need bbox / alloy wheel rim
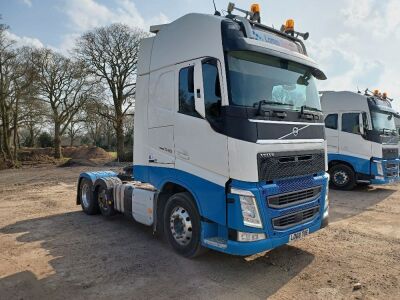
[169,206,193,246]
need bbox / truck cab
[77,3,330,257]
[321,91,400,190]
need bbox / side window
[342,113,360,134]
[324,114,338,130]
[178,66,200,117]
[202,59,221,120]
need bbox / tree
[66,116,83,147]
[32,48,92,158]
[76,23,146,161]
[0,24,36,164]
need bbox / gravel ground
[0,166,399,299]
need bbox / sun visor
[237,37,328,81]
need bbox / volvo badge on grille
[292,127,299,136]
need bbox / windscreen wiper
[253,100,293,117]
[300,105,322,120]
[381,128,397,136]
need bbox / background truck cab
[321,91,400,190]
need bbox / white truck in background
[76,3,329,257]
[321,90,400,190]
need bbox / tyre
[95,178,119,217]
[79,178,99,215]
[329,164,356,190]
[163,192,206,258]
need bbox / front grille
[384,162,399,177]
[257,150,325,181]
[272,206,320,230]
[383,148,399,160]
[268,186,322,208]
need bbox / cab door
[339,112,372,163]
[173,58,229,184]
[324,113,339,153]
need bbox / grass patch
[108,152,118,159]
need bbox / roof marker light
[251,3,260,13]
[285,19,295,31]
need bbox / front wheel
[163,192,206,258]
[329,164,356,190]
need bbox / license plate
[289,228,309,242]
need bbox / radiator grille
[257,150,325,181]
[382,148,399,160]
[272,206,320,230]
[268,186,322,208]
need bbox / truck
[76,3,330,257]
[321,90,400,190]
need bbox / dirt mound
[59,158,98,168]
[18,149,58,165]
[62,146,111,160]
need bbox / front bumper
[370,158,400,185]
[207,173,329,256]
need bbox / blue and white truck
[76,3,329,257]
[321,90,400,190]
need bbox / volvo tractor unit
[321,90,400,190]
[76,3,329,257]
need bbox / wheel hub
[334,170,349,185]
[170,206,192,246]
[98,189,109,211]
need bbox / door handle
[196,89,201,98]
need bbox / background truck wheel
[95,178,120,217]
[329,164,356,190]
[79,178,99,215]
[164,192,206,258]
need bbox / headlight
[231,188,263,228]
[375,161,383,175]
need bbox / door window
[342,113,360,134]
[325,114,338,130]
[178,66,200,117]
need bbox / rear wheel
[79,178,99,215]
[329,164,356,190]
[96,182,117,217]
[164,192,206,258]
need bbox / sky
[1,0,399,109]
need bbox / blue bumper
[370,158,400,185]
[206,173,329,256]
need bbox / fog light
[237,231,266,242]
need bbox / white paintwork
[132,188,156,226]
[134,12,326,187]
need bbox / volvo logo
[292,127,299,136]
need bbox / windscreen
[227,51,321,111]
[371,110,396,132]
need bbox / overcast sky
[1,0,399,109]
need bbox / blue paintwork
[328,153,400,184]
[80,166,329,256]
[134,165,227,225]
[133,165,329,256]
[78,171,118,188]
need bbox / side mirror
[194,63,205,118]
[359,113,366,136]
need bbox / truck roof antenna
[213,0,221,16]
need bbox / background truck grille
[257,150,325,181]
[382,148,399,160]
[268,186,322,208]
[272,206,320,230]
